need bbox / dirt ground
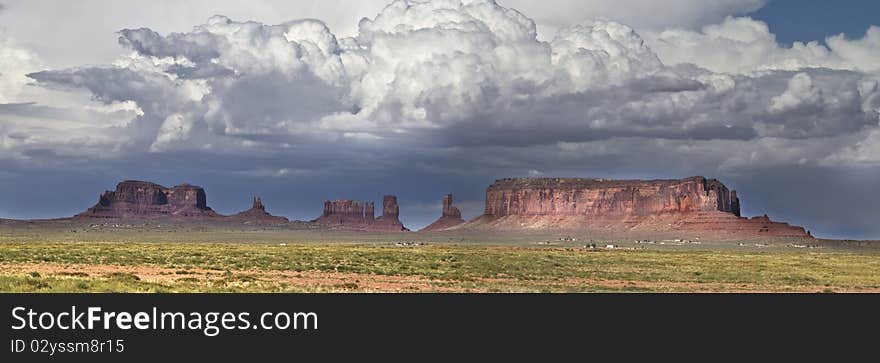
[4,262,876,293]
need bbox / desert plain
[1,220,877,293]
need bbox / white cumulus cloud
[11,0,875,164]
[645,17,880,74]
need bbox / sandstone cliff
[315,195,408,232]
[76,181,221,219]
[460,177,810,239]
[484,177,741,217]
[421,194,466,232]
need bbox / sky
[0,0,878,239]
[752,0,880,45]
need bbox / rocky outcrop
[374,195,407,231]
[230,197,289,224]
[668,212,811,239]
[76,181,221,219]
[442,195,463,219]
[460,177,811,239]
[316,200,373,226]
[421,195,466,232]
[315,195,408,232]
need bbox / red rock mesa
[421,194,466,232]
[315,195,408,232]
[461,177,810,239]
[76,181,221,219]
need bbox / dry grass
[1,241,879,293]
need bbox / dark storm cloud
[166,63,235,79]
[28,67,172,104]
[726,166,880,240]
[413,68,876,148]
[27,67,191,151]
[212,71,349,137]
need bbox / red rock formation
[316,200,370,226]
[373,195,408,231]
[315,195,408,232]
[443,195,462,219]
[382,196,399,218]
[421,194,466,232]
[230,197,289,224]
[460,177,811,239]
[667,212,810,238]
[483,177,741,217]
[365,202,376,223]
[76,181,221,219]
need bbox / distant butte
[229,197,289,225]
[75,181,289,225]
[421,195,466,232]
[76,180,221,220]
[457,177,811,239]
[315,195,409,232]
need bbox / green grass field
[2,241,880,293]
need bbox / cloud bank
[21,0,880,164]
[503,0,768,34]
[1,0,879,237]
[0,0,766,69]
